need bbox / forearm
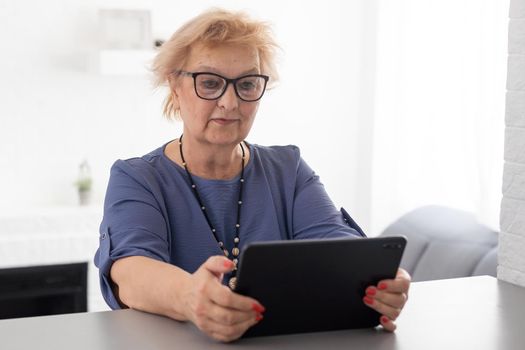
[110,256,191,321]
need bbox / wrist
[169,272,193,321]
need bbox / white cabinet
[0,206,110,312]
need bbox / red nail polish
[224,260,234,268]
[256,314,264,322]
[378,282,387,290]
[381,316,390,323]
[363,296,374,305]
[366,287,377,296]
[252,303,266,313]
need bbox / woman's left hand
[363,268,411,332]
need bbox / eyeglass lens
[194,74,266,101]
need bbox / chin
[207,128,249,143]
[206,134,244,146]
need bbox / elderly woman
[94,8,410,342]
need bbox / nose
[217,83,239,111]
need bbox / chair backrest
[380,206,498,282]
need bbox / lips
[211,118,239,125]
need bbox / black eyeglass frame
[177,71,270,102]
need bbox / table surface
[1,276,524,350]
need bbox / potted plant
[75,160,92,206]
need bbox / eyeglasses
[177,71,269,102]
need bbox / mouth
[211,118,239,125]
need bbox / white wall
[369,0,508,234]
[0,0,369,225]
[500,0,525,287]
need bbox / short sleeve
[292,155,362,240]
[94,160,170,309]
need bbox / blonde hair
[151,8,280,119]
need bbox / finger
[202,256,236,278]
[210,284,265,313]
[380,315,397,332]
[205,314,262,342]
[366,286,408,310]
[207,301,259,326]
[396,267,412,281]
[363,294,402,320]
[376,270,411,294]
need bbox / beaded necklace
[178,134,245,290]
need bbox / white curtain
[369,0,509,234]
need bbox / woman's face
[172,43,262,147]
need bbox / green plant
[75,178,92,192]
[75,160,92,193]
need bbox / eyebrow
[192,65,260,77]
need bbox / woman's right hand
[181,255,265,342]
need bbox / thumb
[202,255,235,278]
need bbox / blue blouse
[94,142,362,309]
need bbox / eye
[237,79,257,91]
[200,78,222,90]
[196,74,225,91]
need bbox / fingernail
[366,287,377,296]
[378,282,387,290]
[381,316,390,324]
[363,296,374,305]
[224,260,234,268]
[252,303,266,313]
[256,314,264,322]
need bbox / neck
[178,135,245,180]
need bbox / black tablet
[234,236,406,338]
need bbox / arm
[291,156,362,239]
[112,255,263,342]
[110,256,191,320]
[96,161,263,342]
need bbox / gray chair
[380,205,498,282]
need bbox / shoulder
[251,144,301,165]
[109,145,167,186]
